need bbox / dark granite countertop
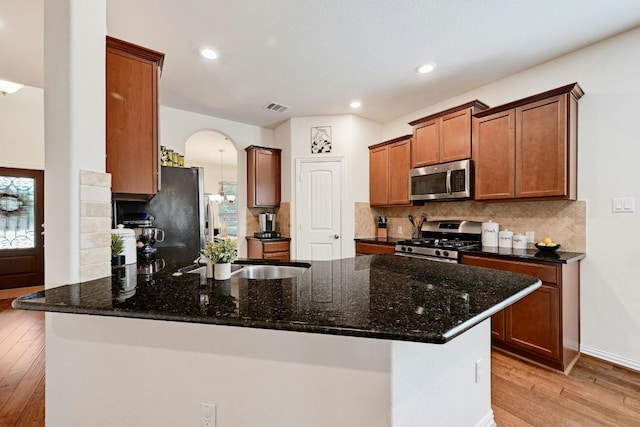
[460,246,586,264]
[12,249,540,344]
[245,236,291,241]
[354,237,405,246]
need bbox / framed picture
[311,126,332,153]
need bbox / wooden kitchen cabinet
[460,253,580,372]
[473,83,583,201]
[369,135,411,207]
[247,238,290,261]
[106,36,164,199]
[409,101,488,168]
[246,146,281,208]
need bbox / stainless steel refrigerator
[114,166,205,257]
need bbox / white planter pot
[214,262,231,280]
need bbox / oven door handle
[446,170,452,194]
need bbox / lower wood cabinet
[461,254,580,372]
[355,241,395,255]
[247,238,290,261]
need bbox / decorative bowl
[534,243,561,252]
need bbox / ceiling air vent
[263,101,290,113]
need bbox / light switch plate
[612,197,635,213]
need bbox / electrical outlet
[201,403,216,427]
[475,359,483,384]
[398,225,403,234]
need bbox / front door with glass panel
[0,168,44,289]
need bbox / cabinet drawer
[263,251,289,261]
[263,241,290,253]
[461,255,558,284]
[355,242,395,255]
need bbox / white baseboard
[475,410,497,427]
[581,345,640,372]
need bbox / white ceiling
[2,0,640,130]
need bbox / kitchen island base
[46,313,494,427]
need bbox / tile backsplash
[246,202,290,237]
[355,200,586,252]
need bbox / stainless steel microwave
[409,159,473,201]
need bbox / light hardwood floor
[0,298,45,427]
[1,297,639,426]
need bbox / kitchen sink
[185,264,308,279]
[184,264,245,275]
[231,265,309,279]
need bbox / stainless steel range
[395,220,482,263]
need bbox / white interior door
[296,159,343,260]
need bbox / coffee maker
[255,212,280,238]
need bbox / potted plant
[111,233,125,266]
[201,239,238,280]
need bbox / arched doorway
[184,131,238,239]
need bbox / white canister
[512,233,527,249]
[481,221,499,247]
[499,230,514,248]
[112,225,137,265]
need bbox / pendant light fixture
[213,149,235,204]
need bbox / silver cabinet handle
[330,234,340,239]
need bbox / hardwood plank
[492,404,536,427]
[0,286,43,301]
[493,351,640,426]
[12,374,45,427]
[0,345,45,425]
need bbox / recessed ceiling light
[417,63,436,74]
[350,101,361,108]
[200,48,219,60]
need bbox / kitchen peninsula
[14,252,540,427]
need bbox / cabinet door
[388,139,411,205]
[472,110,515,200]
[106,46,159,196]
[369,146,389,206]
[505,284,560,360]
[516,95,568,198]
[491,310,505,341]
[411,120,439,167]
[249,148,280,207]
[440,109,472,163]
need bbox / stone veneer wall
[79,170,112,282]
[355,200,586,252]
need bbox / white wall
[0,85,44,169]
[283,115,381,258]
[383,27,640,369]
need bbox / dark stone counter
[461,246,586,264]
[354,237,404,246]
[13,249,540,344]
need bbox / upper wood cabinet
[369,135,411,207]
[409,101,489,168]
[246,145,281,208]
[473,83,583,201]
[106,36,164,200]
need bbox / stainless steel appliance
[410,159,473,201]
[395,220,482,263]
[255,212,280,238]
[114,166,206,258]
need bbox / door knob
[330,234,340,239]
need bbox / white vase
[205,258,214,278]
[214,262,231,280]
